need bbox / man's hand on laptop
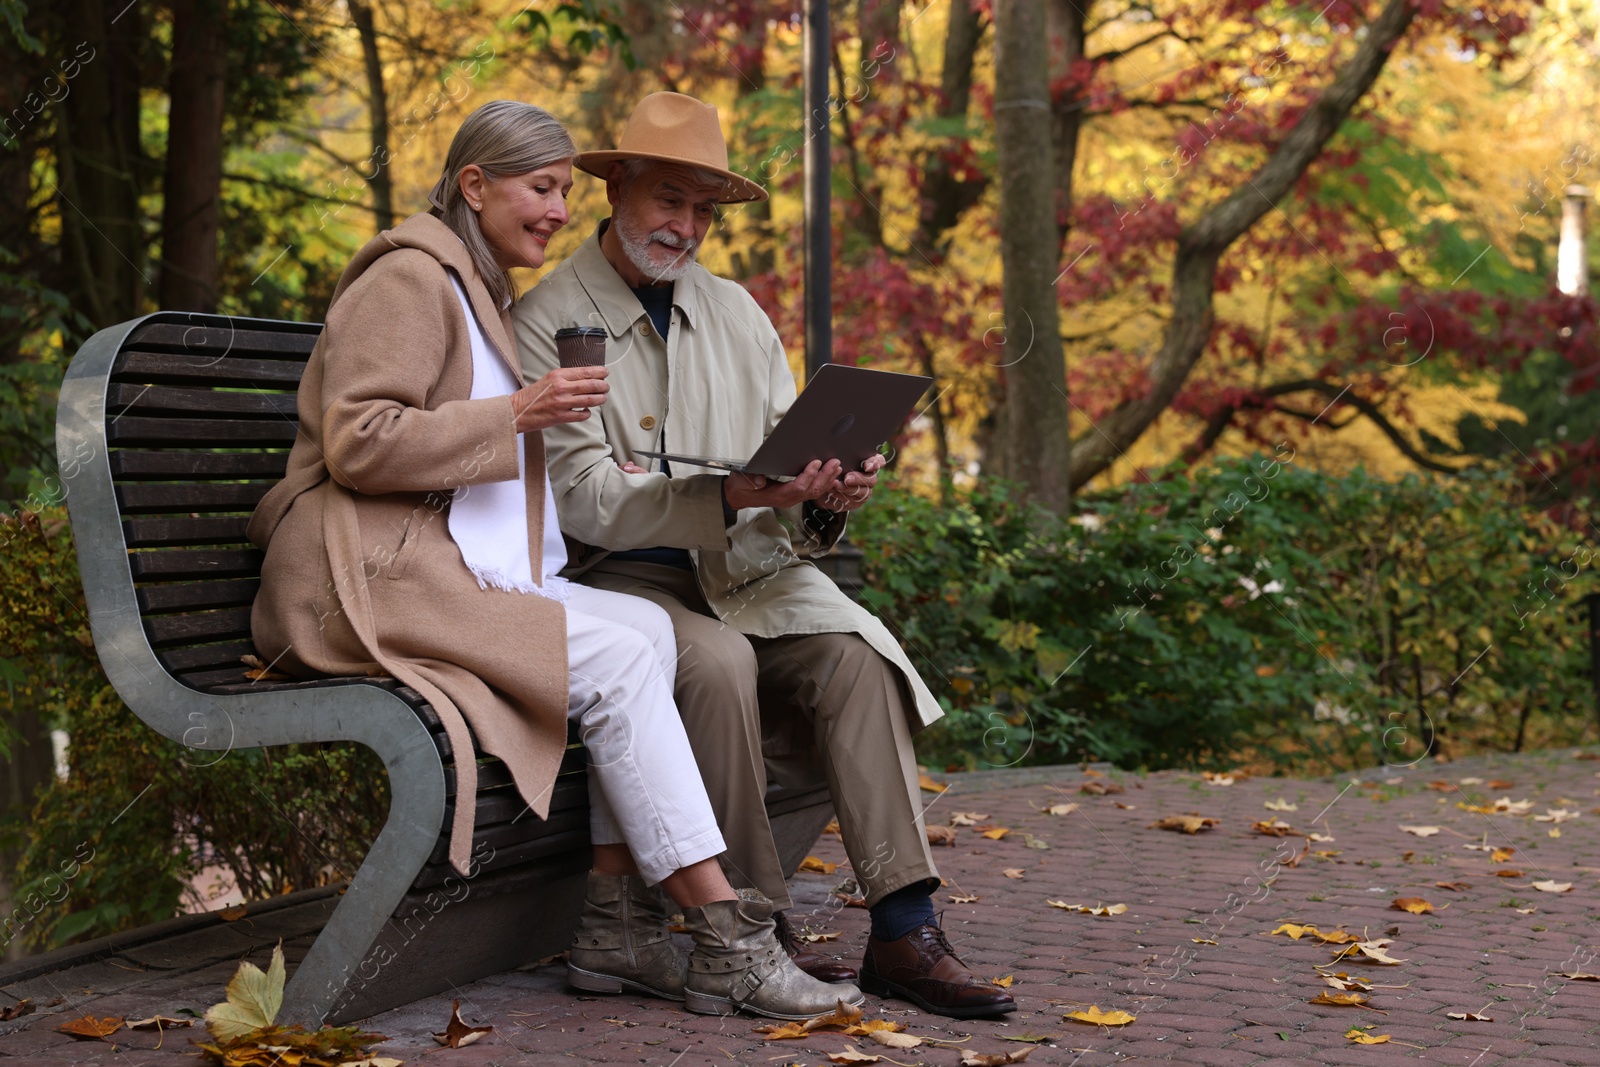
[724,458,844,511]
[818,452,885,513]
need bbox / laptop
[635,363,933,479]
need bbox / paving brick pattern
[5,750,1600,1065]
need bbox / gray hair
[429,101,574,307]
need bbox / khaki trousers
[582,560,939,910]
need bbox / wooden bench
[55,311,836,1026]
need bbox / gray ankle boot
[682,890,864,1019]
[567,873,687,1001]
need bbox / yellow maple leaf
[1268,922,1318,940]
[1390,897,1434,914]
[1064,1005,1135,1026]
[798,856,837,874]
[918,773,948,794]
[1345,1028,1391,1044]
[992,974,1015,988]
[204,942,285,1042]
[981,827,1011,840]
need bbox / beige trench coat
[248,214,569,875]
[511,225,942,732]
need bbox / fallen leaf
[1515,907,1537,914]
[127,1015,194,1031]
[1391,897,1434,915]
[950,893,981,903]
[1459,777,1484,785]
[992,974,1015,987]
[868,1030,923,1049]
[1535,808,1581,823]
[807,1000,865,1032]
[1080,781,1124,795]
[960,1048,1034,1066]
[1487,779,1516,790]
[1333,939,1407,965]
[980,827,1012,840]
[1201,771,1236,786]
[1192,937,1218,945]
[1309,832,1335,842]
[1313,930,1362,945]
[1114,802,1136,809]
[927,825,959,846]
[1264,798,1298,812]
[1491,847,1516,863]
[1550,828,1562,838]
[999,1033,1056,1044]
[841,1020,906,1037]
[918,774,948,793]
[204,942,285,1042]
[827,1050,882,1065]
[1556,971,1600,980]
[1049,902,1127,916]
[799,856,838,875]
[1064,1006,1136,1026]
[1345,1028,1391,1045]
[1268,922,1319,940]
[1021,834,1051,850]
[950,811,989,826]
[432,1000,492,1048]
[824,819,840,835]
[1532,880,1574,893]
[1149,814,1219,834]
[218,904,248,921]
[1494,869,1526,878]
[759,1021,814,1040]
[1435,881,1470,891]
[1321,973,1372,992]
[1042,803,1078,816]
[1447,1011,1493,1021]
[1426,781,1455,791]
[800,931,842,943]
[1308,992,1376,1008]
[1003,868,1026,879]
[1399,825,1441,837]
[1252,819,1299,836]
[56,1015,124,1041]
[0,1000,34,1022]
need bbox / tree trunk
[1047,0,1089,252]
[347,0,393,233]
[159,0,227,312]
[54,0,146,327]
[910,0,985,257]
[993,0,1072,510]
[1064,0,1420,490]
[0,703,59,962]
[730,21,772,279]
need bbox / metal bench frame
[56,311,834,1025]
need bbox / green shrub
[2,509,389,952]
[853,455,1598,774]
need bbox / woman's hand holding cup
[512,366,609,432]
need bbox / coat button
[637,322,651,335]
[640,415,657,430]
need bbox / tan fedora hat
[574,92,767,204]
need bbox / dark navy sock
[869,882,936,942]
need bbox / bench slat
[137,579,260,614]
[111,450,291,480]
[117,482,271,515]
[155,639,260,674]
[109,383,299,419]
[108,416,299,448]
[130,548,265,581]
[426,798,589,868]
[411,827,590,889]
[124,516,251,547]
[114,350,308,388]
[143,606,254,648]
[122,322,320,356]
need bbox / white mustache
[650,230,696,252]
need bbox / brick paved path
[5,750,1600,1065]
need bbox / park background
[2,0,1599,960]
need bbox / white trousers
[562,582,726,885]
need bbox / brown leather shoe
[860,923,1016,1018]
[774,910,859,984]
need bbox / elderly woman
[247,101,854,1021]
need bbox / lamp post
[803,0,831,384]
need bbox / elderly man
[512,93,1014,1019]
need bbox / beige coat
[249,214,568,875]
[511,225,942,732]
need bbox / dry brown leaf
[1334,939,1407,965]
[840,1020,906,1037]
[432,1000,492,1048]
[218,904,248,921]
[1494,869,1526,878]
[992,974,1015,988]
[1391,897,1434,914]
[0,1000,34,1022]
[126,1015,193,1031]
[1064,1005,1135,1027]
[1515,907,1537,914]
[1149,814,1219,834]
[950,811,989,826]
[800,931,842,943]
[1308,991,1376,1009]
[56,1015,124,1040]
[759,1021,814,1040]
[1487,779,1516,789]
[1399,825,1441,837]
[827,1050,882,1065]
[824,819,841,835]
[980,826,1012,840]
[1447,1011,1493,1021]
[1556,971,1600,980]
[798,856,838,874]
[1251,819,1299,836]
[918,773,948,793]
[1079,781,1124,795]
[806,1000,865,1032]
[927,825,959,847]
[1192,937,1218,945]
[1049,901,1126,916]
[1532,880,1574,893]
[960,1048,1034,1066]
[1282,839,1312,869]
[1114,801,1136,809]
[1426,780,1455,791]
[1268,922,1319,940]
[1434,881,1470,891]
[1491,847,1516,863]
[950,892,981,903]
[1321,973,1373,992]
[868,1030,923,1049]
[1313,930,1362,945]
[1264,798,1298,812]
[1043,803,1078,816]
[1003,868,1026,879]
[1535,807,1581,823]
[1201,771,1236,786]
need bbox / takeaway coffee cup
[555,326,607,368]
